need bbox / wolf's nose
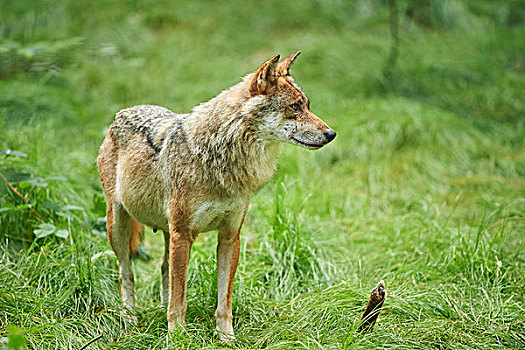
[324,129,336,142]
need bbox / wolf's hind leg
[161,229,169,307]
[109,202,135,310]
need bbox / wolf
[97,51,336,341]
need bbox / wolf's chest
[191,198,246,233]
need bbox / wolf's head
[246,51,336,150]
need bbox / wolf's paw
[121,308,138,328]
[215,327,236,344]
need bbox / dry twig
[79,334,104,350]
[0,172,44,221]
[358,280,386,332]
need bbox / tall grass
[1,0,524,348]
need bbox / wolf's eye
[290,103,300,111]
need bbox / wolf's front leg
[216,212,245,343]
[167,225,193,331]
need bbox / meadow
[1,0,524,349]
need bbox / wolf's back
[109,104,183,153]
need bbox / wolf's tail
[129,219,144,256]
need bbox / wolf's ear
[249,54,280,96]
[276,51,301,76]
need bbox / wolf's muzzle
[324,129,336,143]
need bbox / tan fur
[97,52,336,342]
[129,220,143,255]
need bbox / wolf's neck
[184,82,282,196]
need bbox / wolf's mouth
[291,137,324,149]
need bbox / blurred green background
[1,0,524,349]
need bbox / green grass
[1,0,524,348]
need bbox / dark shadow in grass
[365,65,524,127]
